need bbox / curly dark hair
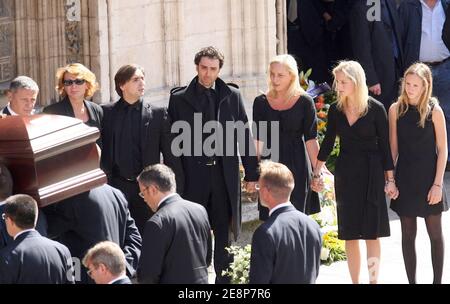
[194,46,224,69]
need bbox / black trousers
[205,163,233,284]
[109,176,153,235]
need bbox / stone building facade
[0,0,287,109]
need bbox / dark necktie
[204,89,217,156]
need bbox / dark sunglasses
[63,79,86,86]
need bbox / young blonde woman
[253,54,321,219]
[313,60,397,284]
[389,63,448,284]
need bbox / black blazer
[399,0,450,69]
[0,230,75,284]
[42,184,142,282]
[0,107,11,116]
[137,194,211,284]
[0,203,48,250]
[43,97,103,147]
[249,205,322,284]
[168,77,259,240]
[350,0,403,108]
[101,99,184,193]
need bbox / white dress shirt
[419,0,450,62]
[269,202,292,217]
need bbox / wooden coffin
[0,114,107,207]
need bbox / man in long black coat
[168,46,259,283]
[101,64,184,234]
[349,0,403,110]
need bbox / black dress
[390,104,449,217]
[318,98,393,240]
[253,94,320,219]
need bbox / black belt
[424,57,450,67]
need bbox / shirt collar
[108,275,129,284]
[157,193,178,209]
[269,202,292,217]
[6,104,35,116]
[14,229,36,240]
[7,104,18,116]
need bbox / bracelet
[433,183,442,188]
[312,172,323,179]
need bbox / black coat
[168,77,259,240]
[0,230,75,284]
[399,0,450,70]
[350,0,403,109]
[249,205,322,284]
[42,184,142,282]
[137,194,211,284]
[101,99,184,193]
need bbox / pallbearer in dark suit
[168,47,259,283]
[101,64,184,234]
[42,184,142,283]
[136,164,211,284]
[0,76,39,116]
[0,195,75,284]
[0,164,47,250]
[83,241,132,284]
[249,161,322,284]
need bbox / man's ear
[6,90,13,102]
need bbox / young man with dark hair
[101,64,184,234]
[168,46,259,283]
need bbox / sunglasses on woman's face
[63,79,86,86]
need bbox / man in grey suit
[249,161,322,284]
[0,194,74,284]
[136,164,211,284]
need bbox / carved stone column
[275,0,287,54]
[0,0,15,88]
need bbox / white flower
[320,247,330,261]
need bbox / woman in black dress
[253,54,321,219]
[313,60,397,284]
[389,63,448,284]
[44,63,103,147]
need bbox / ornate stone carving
[65,0,83,63]
[0,0,14,83]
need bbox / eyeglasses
[63,79,86,86]
[255,183,260,191]
[86,267,96,278]
[139,187,149,198]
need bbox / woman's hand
[427,184,443,205]
[384,181,399,200]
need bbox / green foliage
[222,245,251,284]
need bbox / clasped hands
[384,180,399,200]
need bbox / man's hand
[369,84,382,96]
[245,181,257,194]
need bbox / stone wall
[2,0,285,115]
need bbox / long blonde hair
[266,54,305,99]
[396,62,436,128]
[333,60,369,116]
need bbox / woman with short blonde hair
[44,63,103,147]
[253,54,321,219]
